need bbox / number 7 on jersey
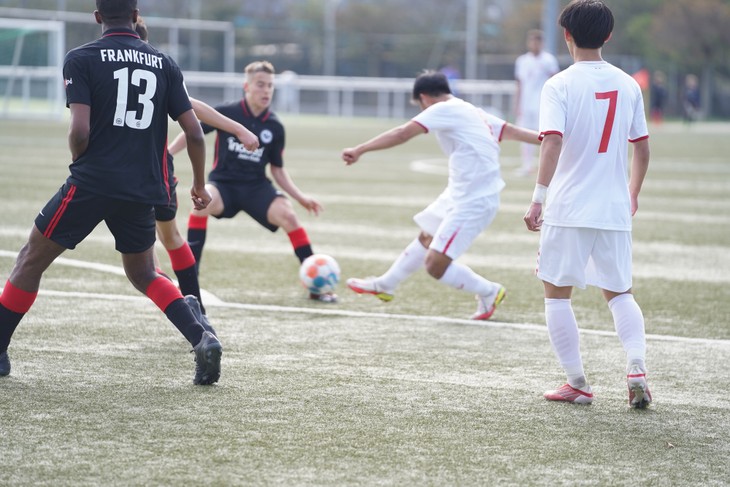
[595,90,618,153]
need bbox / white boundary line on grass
[1,250,728,347]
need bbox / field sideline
[0,116,729,485]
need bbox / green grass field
[0,115,729,486]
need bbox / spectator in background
[682,74,701,123]
[649,70,667,124]
[514,29,560,177]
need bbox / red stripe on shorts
[44,184,76,239]
[442,229,460,255]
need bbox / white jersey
[515,51,559,115]
[539,61,648,231]
[412,97,506,204]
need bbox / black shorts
[154,177,178,222]
[35,182,156,254]
[211,179,284,232]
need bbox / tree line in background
[6,0,730,117]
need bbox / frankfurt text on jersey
[100,49,164,69]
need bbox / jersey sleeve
[538,77,566,140]
[629,83,649,142]
[412,102,450,133]
[269,124,285,168]
[166,59,193,121]
[63,53,91,108]
[482,111,507,142]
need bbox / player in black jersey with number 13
[0,0,222,385]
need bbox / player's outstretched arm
[341,121,425,165]
[177,109,210,210]
[270,165,322,216]
[68,103,91,161]
[189,97,259,152]
[502,123,541,145]
[629,138,650,216]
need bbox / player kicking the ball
[523,0,652,408]
[342,70,539,321]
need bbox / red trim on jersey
[412,120,429,133]
[629,135,649,143]
[188,214,208,230]
[241,99,250,117]
[162,142,171,203]
[44,184,76,239]
[212,133,220,169]
[146,276,183,312]
[102,32,140,39]
[538,130,563,141]
[498,123,506,142]
[442,229,460,255]
[0,280,38,314]
[261,109,271,122]
[287,227,310,248]
[168,243,196,271]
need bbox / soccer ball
[299,254,340,294]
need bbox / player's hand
[524,202,543,232]
[630,194,639,216]
[190,185,212,211]
[238,130,259,152]
[342,148,360,165]
[300,197,323,216]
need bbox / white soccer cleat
[346,277,394,302]
[627,364,653,409]
[472,285,506,320]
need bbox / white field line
[0,251,727,348]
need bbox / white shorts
[537,224,633,292]
[413,191,499,260]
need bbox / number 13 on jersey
[113,67,157,130]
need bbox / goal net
[0,18,65,120]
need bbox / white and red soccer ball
[299,254,340,294]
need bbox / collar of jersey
[102,27,140,39]
[241,99,270,121]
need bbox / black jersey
[63,28,192,205]
[202,100,285,184]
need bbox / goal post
[0,18,65,120]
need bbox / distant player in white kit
[523,0,652,408]
[514,30,559,177]
[342,71,539,321]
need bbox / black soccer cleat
[184,295,217,337]
[0,351,10,377]
[193,331,222,385]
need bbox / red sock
[167,243,196,271]
[146,277,183,312]
[0,280,38,314]
[188,214,208,230]
[288,227,313,263]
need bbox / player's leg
[1,183,105,376]
[111,201,221,385]
[156,218,205,314]
[538,225,594,404]
[266,196,313,263]
[592,230,651,408]
[0,226,66,376]
[187,183,224,272]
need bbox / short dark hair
[559,0,614,49]
[96,0,137,25]
[134,15,148,41]
[412,70,451,100]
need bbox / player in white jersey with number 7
[523,0,652,408]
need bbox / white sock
[608,293,647,372]
[545,298,586,387]
[438,262,497,296]
[377,238,427,291]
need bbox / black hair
[559,0,614,49]
[412,70,451,100]
[96,0,137,25]
[134,15,148,41]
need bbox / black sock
[174,266,205,314]
[187,228,207,272]
[0,305,24,353]
[164,298,204,346]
